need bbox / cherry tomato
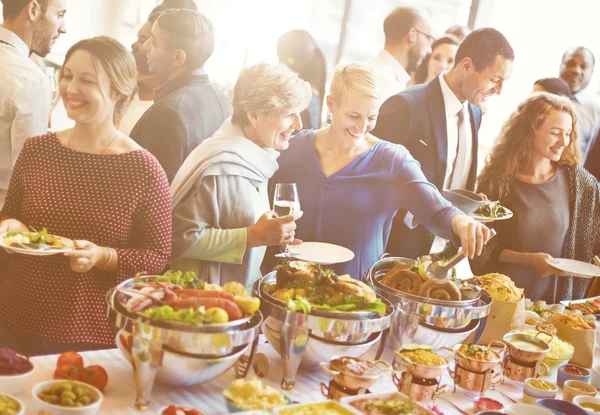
[56,351,84,368]
[80,365,109,391]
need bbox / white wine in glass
[273,183,300,218]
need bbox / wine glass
[273,183,300,253]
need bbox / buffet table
[14,333,585,415]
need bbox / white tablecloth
[11,335,591,415]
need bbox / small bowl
[474,396,504,412]
[32,380,103,415]
[537,398,589,415]
[591,366,600,390]
[523,378,558,404]
[564,380,597,403]
[442,189,484,214]
[225,395,292,413]
[0,393,25,415]
[506,403,554,415]
[557,364,591,387]
[157,405,207,415]
[574,395,600,414]
[0,357,35,395]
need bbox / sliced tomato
[56,351,84,369]
[80,365,109,391]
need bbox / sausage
[165,297,244,320]
[176,289,235,301]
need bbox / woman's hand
[524,253,568,277]
[247,210,303,248]
[451,215,492,259]
[64,240,106,273]
[0,219,29,234]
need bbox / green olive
[61,391,76,401]
[61,398,75,407]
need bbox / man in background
[121,0,198,134]
[559,46,600,161]
[373,28,514,259]
[367,6,433,100]
[130,9,231,183]
[0,0,66,209]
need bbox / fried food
[418,279,461,301]
[321,275,377,303]
[476,273,523,302]
[380,268,425,295]
[551,311,596,330]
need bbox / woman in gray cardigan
[170,63,312,290]
[473,92,600,302]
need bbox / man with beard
[0,0,67,210]
[367,6,433,101]
[130,9,231,183]
[559,47,600,161]
[120,0,198,134]
[372,28,514,259]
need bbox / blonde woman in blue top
[272,63,492,278]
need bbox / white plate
[550,258,600,278]
[0,233,73,256]
[287,242,354,265]
[469,206,513,223]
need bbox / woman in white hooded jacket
[171,63,312,290]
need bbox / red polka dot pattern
[0,133,172,345]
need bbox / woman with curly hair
[473,92,600,302]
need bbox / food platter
[0,231,73,255]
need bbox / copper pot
[453,341,505,373]
[392,371,447,402]
[449,364,503,392]
[504,358,549,382]
[503,331,551,363]
[320,379,369,401]
[319,357,391,390]
[394,347,454,379]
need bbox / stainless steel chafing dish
[255,271,393,390]
[107,276,262,410]
[365,257,492,367]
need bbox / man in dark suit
[130,9,231,182]
[372,28,514,259]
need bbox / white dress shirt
[439,72,472,190]
[367,49,411,101]
[119,92,153,136]
[573,89,600,161]
[0,27,51,209]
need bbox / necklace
[68,128,119,155]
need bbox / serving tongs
[426,229,496,282]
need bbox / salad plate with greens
[0,228,73,255]
[469,200,513,223]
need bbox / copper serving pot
[449,364,504,392]
[453,341,506,373]
[392,371,447,402]
[319,356,391,390]
[503,331,552,363]
[394,347,454,379]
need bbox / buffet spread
[3,254,600,415]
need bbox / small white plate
[0,233,73,256]
[469,206,513,223]
[287,242,354,265]
[551,258,600,278]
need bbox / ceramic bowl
[32,380,103,415]
[536,398,589,415]
[0,357,35,395]
[591,366,600,390]
[573,395,600,415]
[557,363,591,387]
[442,189,484,214]
[564,380,597,403]
[523,378,558,404]
[0,393,25,415]
[506,403,554,415]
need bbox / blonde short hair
[60,36,137,127]
[329,63,382,103]
[231,63,312,126]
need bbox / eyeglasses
[415,29,435,44]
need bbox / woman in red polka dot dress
[0,37,172,355]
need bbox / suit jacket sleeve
[372,94,413,147]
